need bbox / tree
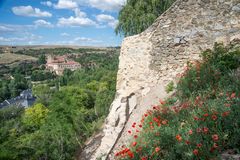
[115,0,176,36]
[38,54,46,65]
[22,103,49,129]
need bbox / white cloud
[12,6,52,17]
[74,8,87,18]
[54,0,78,9]
[57,16,96,27]
[96,14,118,28]
[41,1,53,7]
[88,0,126,12]
[0,33,42,43]
[34,19,54,28]
[61,32,70,36]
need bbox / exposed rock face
[81,0,240,159]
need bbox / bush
[115,43,240,160]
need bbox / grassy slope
[0,53,36,65]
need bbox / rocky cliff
[81,0,240,159]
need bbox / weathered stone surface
[80,0,240,159]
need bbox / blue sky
[0,0,125,46]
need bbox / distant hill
[0,53,37,65]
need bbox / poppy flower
[222,111,230,117]
[193,149,199,155]
[197,143,202,148]
[139,124,143,128]
[127,150,134,158]
[134,135,138,139]
[128,130,132,134]
[141,157,148,160]
[162,120,168,125]
[188,130,193,135]
[212,134,219,141]
[185,140,190,145]
[132,142,137,147]
[155,147,160,152]
[231,92,236,99]
[212,115,217,121]
[176,134,182,142]
[203,127,209,133]
[203,113,209,117]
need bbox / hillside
[85,0,240,159]
[0,53,36,65]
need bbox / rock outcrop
[80,0,240,159]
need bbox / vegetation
[115,43,240,159]
[0,48,119,159]
[115,0,176,36]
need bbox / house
[0,89,36,109]
[46,55,81,75]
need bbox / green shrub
[115,43,240,160]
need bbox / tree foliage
[115,0,176,36]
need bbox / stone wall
[81,0,240,159]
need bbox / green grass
[115,42,240,160]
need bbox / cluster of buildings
[0,89,36,109]
[45,55,81,75]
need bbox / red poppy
[139,124,143,128]
[212,134,219,141]
[193,149,199,155]
[127,150,134,158]
[132,142,137,147]
[213,143,218,148]
[162,120,168,125]
[144,114,148,117]
[222,111,230,117]
[185,140,190,145]
[212,115,217,121]
[203,113,209,117]
[197,143,202,148]
[128,130,132,134]
[231,92,236,99]
[176,134,182,142]
[155,147,160,152]
[203,127,209,133]
[134,135,138,139]
[141,157,148,160]
[188,130,193,135]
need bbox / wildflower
[127,150,134,158]
[134,135,138,139]
[162,120,168,125]
[231,92,236,99]
[144,113,148,117]
[136,129,140,132]
[141,157,148,160]
[176,134,182,142]
[153,117,159,123]
[213,143,218,148]
[222,111,230,117]
[155,147,160,152]
[212,134,219,141]
[212,115,217,121]
[128,130,132,134]
[203,127,209,134]
[132,142,137,147]
[203,113,209,117]
[149,122,153,125]
[132,124,136,128]
[197,143,202,148]
[193,149,199,155]
[139,124,142,128]
[185,140,190,145]
[188,130,193,135]
[194,116,199,121]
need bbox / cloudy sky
[0,0,126,46]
